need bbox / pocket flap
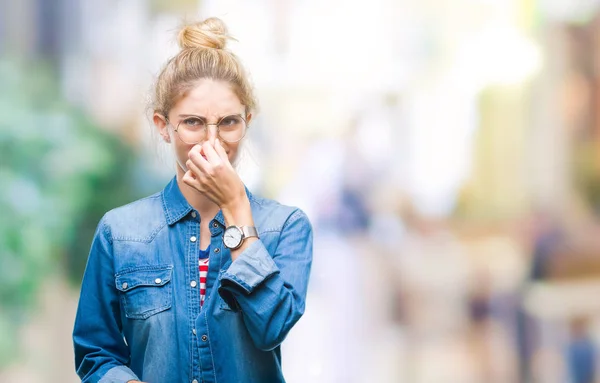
[115,265,173,292]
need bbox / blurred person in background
[567,317,596,383]
[72,17,313,383]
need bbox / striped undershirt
[199,246,210,307]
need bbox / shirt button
[190,236,197,242]
[212,222,218,228]
[191,212,197,218]
[214,248,220,253]
[190,280,197,288]
[121,282,128,290]
[154,278,161,284]
[201,335,208,342]
[192,329,196,335]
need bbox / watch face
[223,226,243,249]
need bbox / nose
[205,123,218,147]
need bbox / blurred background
[2,0,600,382]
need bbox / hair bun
[177,17,232,50]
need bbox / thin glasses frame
[164,113,248,144]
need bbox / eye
[220,116,242,126]
[183,117,205,127]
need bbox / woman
[73,17,313,383]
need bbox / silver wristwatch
[223,225,259,250]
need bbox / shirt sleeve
[73,215,140,383]
[99,366,140,383]
[218,208,313,351]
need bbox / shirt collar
[162,177,193,225]
[161,176,255,226]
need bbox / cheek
[174,140,194,158]
[225,143,240,163]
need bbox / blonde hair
[152,17,257,118]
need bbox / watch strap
[240,226,259,239]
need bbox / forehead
[173,79,243,117]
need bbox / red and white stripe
[199,258,209,306]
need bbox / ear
[153,113,171,143]
[245,113,253,126]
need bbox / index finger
[202,141,222,165]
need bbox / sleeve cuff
[220,240,279,294]
[99,366,140,383]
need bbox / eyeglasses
[165,114,248,144]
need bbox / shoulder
[101,191,167,242]
[248,192,312,234]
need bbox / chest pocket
[115,265,173,320]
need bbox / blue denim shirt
[73,177,313,383]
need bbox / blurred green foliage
[0,59,141,366]
[573,141,600,213]
[149,0,199,14]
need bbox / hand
[183,139,246,211]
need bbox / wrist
[221,195,253,227]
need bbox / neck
[175,165,220,220]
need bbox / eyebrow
[177,113,244,120]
